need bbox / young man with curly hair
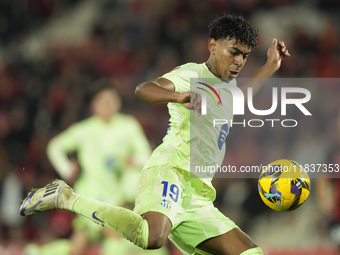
[20,14,289,255]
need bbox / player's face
[209,38,251,79]
[92,89,121,121]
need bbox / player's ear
[208,38,217,55]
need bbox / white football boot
[19,179,79,216]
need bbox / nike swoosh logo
[92,211,105,223]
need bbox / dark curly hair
[208,13,259,49]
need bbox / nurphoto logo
[198,82,312,128]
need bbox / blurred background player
[24,80,168,255]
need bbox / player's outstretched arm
[135,78,191,108]
[252,38,290,77]
[238,38,290,98]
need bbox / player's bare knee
[147,233,167,249]
[145,217,169,249]
[142,212,171,249]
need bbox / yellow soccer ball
[258,159,310,212]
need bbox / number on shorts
[161,181,179,203]
[161,181,168,197]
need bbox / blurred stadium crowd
[0,0,340,254]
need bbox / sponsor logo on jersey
[218,124,229,150]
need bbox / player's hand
[266,38,290,71]
[177,92,202,115]
[176,92,190,108]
